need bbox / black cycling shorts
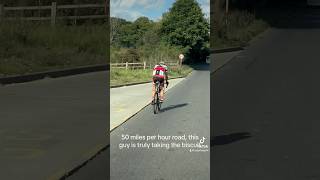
[153,76,165,87]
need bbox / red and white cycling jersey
[152,65,167,79]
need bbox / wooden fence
[0,2,107,26]
[111,61,180,70]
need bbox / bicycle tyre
[153,93,158,114]
[153,82,159,114]
[157,82,162,112]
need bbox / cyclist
[152,61,169,104]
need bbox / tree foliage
[111,0,209,63]
[160,0,209,61]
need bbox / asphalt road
[67,65,210,180]
[212,6,320,180]
[0,71,108,179]
[110,64,210,180]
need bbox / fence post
[225,0,229,25]
[51,2,57,26]
[125,62,128,70]
[0,4,4,21]
[143,61,146,70]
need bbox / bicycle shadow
[211,132,252,147]
[161,103,188,112]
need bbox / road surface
[110,64,210,180]
[0,71,108,180]
[70,65,210,180]
[212,6,320,180]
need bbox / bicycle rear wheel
[153,93,158,114]
[153,82,159,114]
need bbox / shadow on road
[211,132,252,147]
[161,103,188,112]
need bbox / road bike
[153,80,162,114]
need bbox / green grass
[0,21,107,76]
[111,65,193,87]
[212,11,269,49]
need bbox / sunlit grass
[212,11,269,49]
[110,65,193,87]
[0,21,107,76]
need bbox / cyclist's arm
[164,66,168,80]
[165,71,168,82]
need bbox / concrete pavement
[110,78,185,130]
[211,50,243,73]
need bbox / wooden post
[0,4,4,21]
[225,0,229,25]
[143,61,146,70]
[38,0,41,18]
[226,0,229,14]
[74,0,78,25]
[51,2,57,26]
[125,62,128,70]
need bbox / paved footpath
[211,50,243,73]
[0,71,108,180]
[110,78,185,130]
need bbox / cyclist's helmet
[159,61,168,71]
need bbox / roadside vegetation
[0,22,106,76]
[0,0,106,77]
[212,0,269,49]
[111,65,193,87]
[111,0,209,86]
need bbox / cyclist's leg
[160,79,165,102]
[151,77,156,103]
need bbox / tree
[141,24,161,48]
[110,17,129,45]
[117,23,138,48]
[160,0,209,62]
[113,16,155,48]
[133,17,153,46]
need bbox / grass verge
[0,21,107,77]
[111,65,193,87]
[212,10,269,49]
